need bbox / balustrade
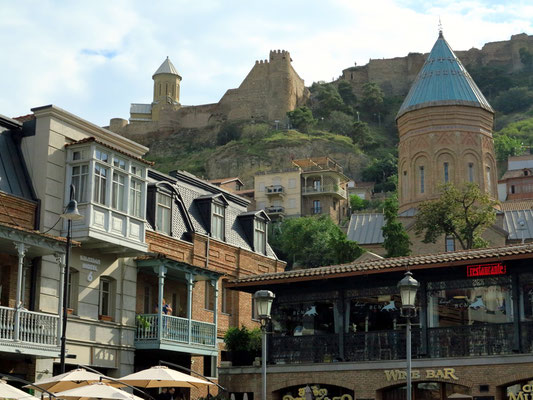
[0,306,58,346]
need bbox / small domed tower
[152,57,181,116]
[396,30,497,213]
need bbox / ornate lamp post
[398,271,419,400]
[253,290,275,400]
[59,185,83,373]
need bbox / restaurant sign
[467,262,506,278]
[283,385,353,400]
[509,384,533,400]
[384,368,458,381]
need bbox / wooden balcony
[134,314,217,356]
[0,306,60,357]
[302,184,346,199]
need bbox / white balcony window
[254,219,266,254]
[130,179,143,218]
[95,149,109,163]
[112,172,126,212]
[113,157,126,170]
[93,164,108,204]
[211,203,225,240]
[71,165,88,202]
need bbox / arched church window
[419,166,425,194]
[468,163,474,182]
[444,162,449,183]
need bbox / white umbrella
[0,380,39,400]
[29,369,118,393]
[54,382,143,400]
[118,366,212,389]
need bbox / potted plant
[223,326,261,366]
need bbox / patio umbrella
[118,366,212,389]
[54,382,143,400]
[0,380,40,400]
[29,369,118,393]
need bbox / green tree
[493,134,523,162]
[324,111,354,136]
[361,82,384,114]
[350,195,369,211]
[381,194,411,257]
[287,106,315,133]
[493,87,533,114]
[362,153,398,192]
[311,83,347,118]
[337,80,357,105]
[350,120,376,149]
[269,215,363,269]
[216,122,242,145]
[414,183,498,250]
[520,47,533,70]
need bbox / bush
[493,87,533,114]
[216,122,242,146]
[223,326,261,352]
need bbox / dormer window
[156,192,172,235]
[254,219,266,254]
[211,203,225,240]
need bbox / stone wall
[342,33,533,96]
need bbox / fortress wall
[174,103,220,128]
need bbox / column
[186,272,194,344]
[157,264,166,341]
[212,278,219,344]
[55,253,65,346]
[13,242,28,341]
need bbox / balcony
[266,185,285,196]
[265,206,285,217]
[0,306,60,357]
[269,323,517,364]
[134,314,217,356]
[302,184,346,199]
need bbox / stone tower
[152,57,181,120]
[396,30,498,213]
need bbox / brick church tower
[396,30,498,213]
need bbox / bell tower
[396,30,497,213]
[152,57,181,104]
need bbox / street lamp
[398,271,419,400]
[254,290,275,400]
[59,185,83,373]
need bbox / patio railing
[0,305,58,346]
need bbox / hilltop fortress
[342,33,533,97]
[109,50,310,135]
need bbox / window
[71,165,88,202]
[312,200,321,214]
[511,185,516,194]
[112,172,126,211]
[99,277,114,318]
[93,164,108,204]
[131,165,143,177]
[156,193,172,235]
[258,182,265,192]
[445,236,455,252]
[113,157,126,170]
[419,166,425,194]
[444,162,449,183]
[205,281,215,311]
[72,150,88,160]
[258,201,266,210]
[67,269,79,313]
[130,179,143,217]
[313,180,321,191]
[272,300,337,336]
[288,198,296,209]
[486,166,492,191]
[252,296,258,320]
[468,163,474,182]
[519,273,533,322]
[288,178,296,189]
[143,286,151,314]
[254,219,266,254]
[203,355,217,378]
[222,281,230,314]
[95,150,109,163]
[211,203,225,240]
[348,293,412,332]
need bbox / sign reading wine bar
[467,262,506,277]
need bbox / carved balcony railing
[269,334,340,364]
[344,329,422,362]
[135,314,216,348]
[0,306,58,346]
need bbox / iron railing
[269,334,340,364]
[135,314,216,347]
[0,306,58,345]
[302,185,346,198]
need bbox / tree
[493,87,533,114]
[520,47,533,71]
[381,194,411,257]
[287,106,315,133]
[311,83,347,118]
[337,81,357,106]
[324,111,354,136]
[414,183,498,250]
[361,82,384,114]
[350,195,369,211]
[493,134,523,162]
[269,215,363,269]
[216,122,242,145]
[362,153,398,191]
[350,120,376,149]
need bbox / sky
[2,1,533,126]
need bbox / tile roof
[347,213,385,244]
[153,57,180,77]
[0,221,80,245]
[229,243,533,287]
[500,200,533,211]
[504,209,533,240]
[397,32,493,119]
[65,137,154,166]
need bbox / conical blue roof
[397,32,493,119]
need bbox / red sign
[467,262,506,277]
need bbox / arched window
[444,162,449,183]
[419,166,425,194]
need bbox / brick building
[223,243,533,400]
